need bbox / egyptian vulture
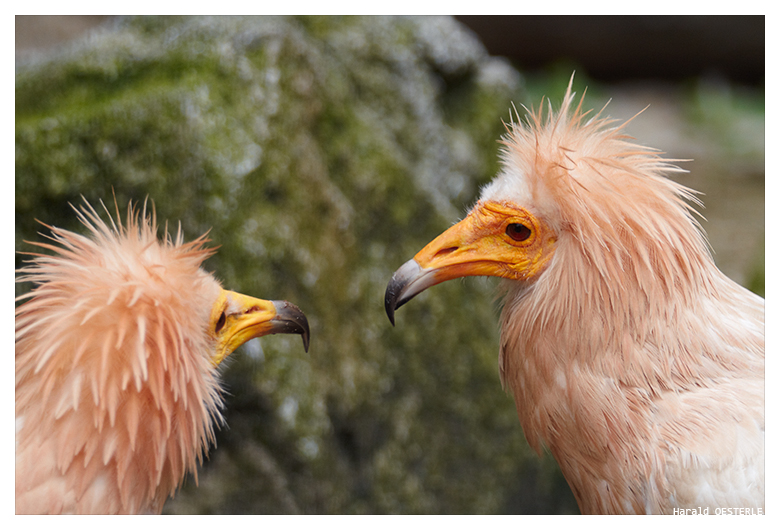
[385,81,764,514]
[16,200,310,514]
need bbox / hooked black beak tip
[271,300,311,353]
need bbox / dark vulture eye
[215,311,227,334]
[506,223,531,242]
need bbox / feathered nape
[491,81,764,512]
[16,200,224,514]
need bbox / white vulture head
[15,200,310,514]
[385,78,764,514]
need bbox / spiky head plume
[485,79,730,372]
[16,200,223,514]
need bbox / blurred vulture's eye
[506,223,531,242]
[215,311,227,334]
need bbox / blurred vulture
[15,200,310,514]
[385,80,764,514]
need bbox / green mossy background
[15,16,764,514]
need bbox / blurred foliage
[746,239,765,298]
[15,15,577,514]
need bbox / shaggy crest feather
[16,200,223,514]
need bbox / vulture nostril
[434,247,458,259]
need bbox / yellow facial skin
[415,201,555,283]
[385,200,555,324]
[209,290,310,366]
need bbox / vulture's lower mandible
[15,200,310,514]
[385,79,765,514]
